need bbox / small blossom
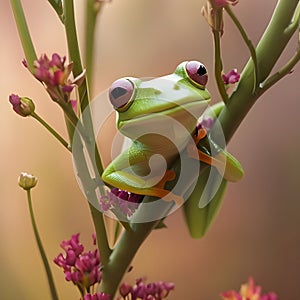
[220,277,278,300]
[99,188,143,218]
[60,233,84,256]
[82,293,110,300]
[119,278,174,300]
[213,0,239,8]
[18,172,38,190]
[119,282,132,297]
[9,94,35,117]
[197,116,214,131]
[222,69,240,85]
[54,234,102,292]
[220,290,242,300]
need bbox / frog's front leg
[187,128,244,182]
[102,149,183,206]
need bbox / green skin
[102,61,244,208]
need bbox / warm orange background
[1,0,300,299]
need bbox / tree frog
[102,61,243,207]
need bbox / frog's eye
[109,78,135,111]
[185,61,208,88]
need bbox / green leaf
[182,167,228,238]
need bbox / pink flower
[214,0,239,8]
[222,69,240,85]
[220,278,278,300]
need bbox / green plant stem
[85,0,103,94]
[57,101,91,143]
[260,47,300,92]
[32,112,70,152]
[64,0,91,113]
[100,222,157,297]
[64,0,109,265]
[61,93,109,262]
[26,190,59,300]
[64,0,104,175]
[71,132,112,264]
[10,0,37,72]
[63,0,84,81]
[59,97,111,265]
[225,6,259,93]
[212,29,229,103]
[100,199,173,298]
[214,0,300,144]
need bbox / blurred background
[1,0,300,299]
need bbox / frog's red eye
[185,61,208,88]
[109,78,134,111]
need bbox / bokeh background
[1,0,300,299]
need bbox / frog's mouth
[119,98,210,128]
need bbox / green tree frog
[102,61,243,214]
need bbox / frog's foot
[187,133,226,176]
[150,170,183,206]
[188,146,225,168]
[194,127,207,144]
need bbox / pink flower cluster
[54,233,174,299]
[221,277,278,300]
[54,233,103,294]
[24,53,84,109]
[100,188,143,218]
[119,278,175,300]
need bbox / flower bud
[222,69,240,85]
[9,94,35,117]
[18,172,38,190]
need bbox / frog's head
[108,61,211,139]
